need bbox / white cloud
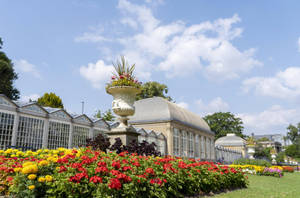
[195,97,230,115]
[74,32,108,43]
[14,59,41,79]
[177,102,189,109]
[20,94,40,103]
[242,66,300,99]
[78,0,261,82]
[238,105,300,134]
[79,60,114,89]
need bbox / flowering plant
[0,148,248,197]
[106,56,142,89]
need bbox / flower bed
[282,166,295,173]
[0,148,248,198]
[229,165,283,177]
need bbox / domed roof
[129,97,213,135]
[215,133,246,146]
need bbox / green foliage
[253,144,272,161]
[0,38,20,100]
[286,123,299,143]
[203,112,244,139]
[275,152,285,163]
[136,81,172,101]
[37,92,64,108]
[94,109,115,121]
[257,137,270,142]
[233,158,271,167]
[285,143,300,158]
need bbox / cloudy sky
[1,0,300,135]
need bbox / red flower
[6,176,13,182]
[112,161,121,169]
[95,166,108,174]
[108,178,122,190]
[145,168,155,175]
[122,166,132,171]
[89,176,103,184]
[97,161,107,167]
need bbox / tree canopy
[286,123,299,143]
[0,38,20,100]
[37,92,64,108]
[136,81,172,101]
[203,112,244,139]
[94,109,115,122]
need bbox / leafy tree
[0,38,20,100]
[286,124,299,143]
[37,92,64,108]
[203,112,244,139]
[94,109,115,121]
[136,81,172,101]
[257,137,270,142]
[253,144,271,161]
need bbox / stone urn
[271,153,277,164]
[106,86,141,145]
[247,145,255,159]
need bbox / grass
[210,172,300,198]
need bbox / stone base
[105,125,139,146]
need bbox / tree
[0,38,20,100]
[203,112,244,139]
[94,109,115,122]
[136,81,172,101]
[253,144,271,161]
[286,124,299,143]
[257,137,270,142]
[37,92,64,108]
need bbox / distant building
[254,134,290,146]
[215,133,247,158]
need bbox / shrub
[233,158,271,167]
[0,148,248,197]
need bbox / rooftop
[129,97,213,134]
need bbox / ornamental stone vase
[247,146,255,159]
[106,86,141,145]
[271,153,277,164]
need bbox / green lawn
[210,172,300,198]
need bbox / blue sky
[1,0,300,135]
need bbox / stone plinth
[106,125,139,146]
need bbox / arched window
[173,128,179,156]
[195,135,200,158]
[188,132,194,158]
[182,130,187,157]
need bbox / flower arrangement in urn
[106,56,142,129]
[106,56,142,89]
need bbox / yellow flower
[28,174,37,180]
[28,185,35,190]
[56,167,60,171]
[11,154,16,157]
[23,161,35,167]
[38,177,45,183]
[38,160,49,166]
[14,167,22,173]
[45,175,53,182]
[22,165,38,174]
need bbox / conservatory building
[0,94,110,150]
[129,97,215,160]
